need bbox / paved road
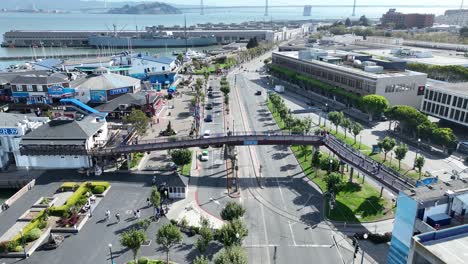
[228,62,356,263]
[196,77,231,220]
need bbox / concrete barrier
[1,179,36,212]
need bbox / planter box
[0,227,51,258]
[18,208,43,222]
[96,185,111,197]
[32,197,57,208]
[50,214,88,234]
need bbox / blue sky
[106,0,463,6]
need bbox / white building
[421,80,468,128]
[0,113,48,170]
[17,115,108,169]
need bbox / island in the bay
[108,2,182,15]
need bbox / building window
[429,90,434,100]
[37,86,43,92]
[464,99,468,110]
[435,104,440,114]
[461,112,466,122]
[445,107,449,117]
[16,85,22,91]
[437,92,442,102]
[27,85,33,92]
[442,94,447,104]
[455,110,460,120]
[457,98,463,108]
[439,106,445,116]
[453,96,458,106]
[431,103,436,113]
[450,109,455,119]
[423,101,427,111]
[447,95,452,104]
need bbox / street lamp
[359,135,362,149]
[108,243,113,264]
[416,138,421,159]
[329,159,333,174]
[20,229,26,258]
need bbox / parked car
[208,86,213,91]
[205,114,213,122]
[255,90,262,95]
[206,103,213,110]
[208,91,213,98]
[200,150,209,161]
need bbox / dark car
[206,103,213,110]
[208,91,213,98]
[205,114,213,122]
[255,90,262,95]
[208,86,213,91]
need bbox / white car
[200,150,209,161]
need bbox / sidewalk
[166,150,224,229]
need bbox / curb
[194,191,224,222]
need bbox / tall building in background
[381,9,434,28]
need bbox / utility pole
[352,0,357,16]
[264,0,269,16]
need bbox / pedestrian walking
[136,209,141,219]
[147,197,151,206]
[133,209,137,219]
[152,176,156,186]
[105,210,110,221]
[115,212,120,223]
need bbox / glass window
[457,98,463,108]
[464,99,468,110]
[435,104,440,114]
[455,110,460,120]
[453,96,458,106]
[450,109,455,119]
[37,86,43,92]
[27,85,33,92]
[442,94,447,104]
[460,112,466,122]
[437,92,442,102]
[429,90,434,100]
[16,85,22,91]
[423,101,427,111]
[445,107,449,117]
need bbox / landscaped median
[0,181,110,257]
[266,97,393,223]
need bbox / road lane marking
[260,202,272,264]
[288,220,297,246]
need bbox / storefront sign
[12,92,29,98]
[108,87,130,96]
[48,86,75,98]
[90,90,107,103]
[0,128,19,135]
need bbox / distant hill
[108,2,181,15]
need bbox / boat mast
[184,15,188,53]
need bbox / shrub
[49,206,68,217]
[6,240,19,252]
[37,219,47,230]
[64,184,90,208]
[24,228,42,242]
[92,185,106,194]
[138,219,151,231]
[190,226,200,234]
[12,245,23,252]
[137,257,149,264]
[60,182,80,192]
[170,219,178,225]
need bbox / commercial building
[70,67,141,103]
[408,224,468,264]
[9,71,71,104]
[18,115,108,169]
[420,81,468,128]
[94,91,162,119]
[388,179,468,264]
[0,113,48,170]
[381,9,435,28]
[435,9,468,27]
[271,49,427,108]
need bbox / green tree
[170,149,192,172]
[214,246,248,264]
[176,54,184,63]
[328,111,344,133]
[351,121,364,145]
[359,15,370,26]
[460,27,468,38]
[379,136,396,162]
[120,229,147,264]
[324,172,343,194]
[246,37,259,49]
[345,17,352,27]
[220,201,246,221]
[220,85,230,96]
[432,127,458,153]
[414,156,425,179]
[150,187,161,209]
[156,223,183,264]
[361,95,389,121]
[394,144,409,170]
[196,225,213,254]
[340,117,352,139]
[194,255,209,264]
[217,219,248,247]
[123,109,150,135]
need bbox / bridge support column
[127,154,131,172]
[380,186,384,198]
[349,167,354,183]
